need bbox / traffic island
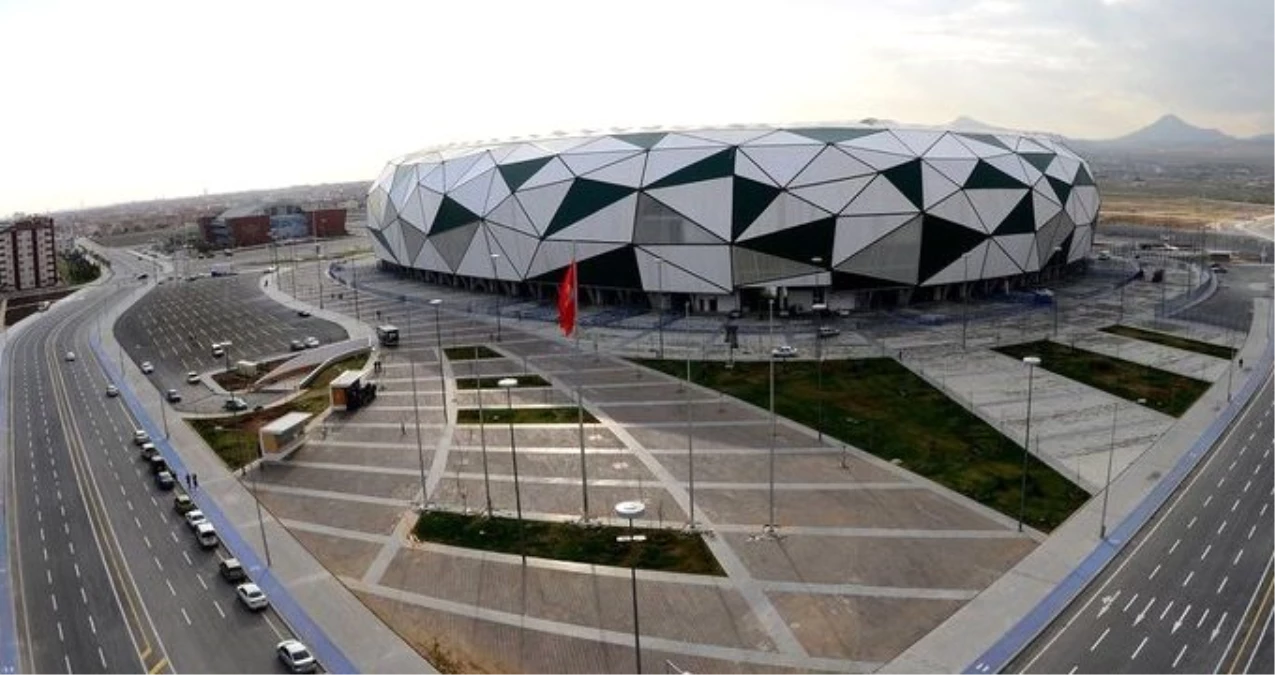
[412,510,724,575]
[456,406,598,424]
[444,345,501,360]
[1100,324,1238,360]
[453,374,549,389]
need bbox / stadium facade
[366,123,1098,312]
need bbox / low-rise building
[197,204,347,248]
[0,215,59,292]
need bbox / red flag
[557,259,577,337]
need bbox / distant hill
[947,116,1012,133]
[1248,132,1274,143]
[1106,114,1233,146]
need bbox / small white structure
[258,412,312,461]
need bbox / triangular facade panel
[646,178,733,241]
[581,153,647,188]
[646,148,735,190]
[734,151,779,186]
[839,147,916,171]
[428,221,479,272]
[1068,226,1092,263]
[834,214,922,285]
[731,176,783,240]
[921,161,962,209]
[918,214,986,281]
[526,240,628,280]
[486,223,539,277]
[966,188,1029,233]
[448,168,495,217]
[790,146,875,187]
[545,179,636,238]
[982,239,1022,277]
[921,239,990,286]
[412,236,450,273]
[633,193,726,245]
[996,233,1037,270]
[643,146,725,186]
[560,149,641,177]
[841,174,919,216]
[638,245,732,292]
[521,157,576,190]
[652,133,726,150]
[832,213,916,266]
[732,247,822,286]
[928,190,988,234]
[838,130,913,156]
[1032,188,1062,228]
[515,180,574,235]
[740,144,822,187]
[789,175,873,214]
[745,130,823,146]
[923,134,979,159]
[737,217,835,266]
[890,129,945,156]
[737,191,832,242]
[546,193,638,243]
[926,157,979,187]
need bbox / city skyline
[1,0,1270,215]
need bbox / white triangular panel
[389,166,416,210]
[487,194,539,237]
[521,157,575,190]
[1053,155,1080,182]
[997,233,1036,270]
[686,128,770,145]
[642,147,723,186]
[1069,225,1092,263]
[790,175,874,214]
[412,237,450,273]
[484,172,511,214]
[569,136,647,154]
[1032,189,1062,228]
[501,143,552,164]
[839,131,913,156]
[923,134,979,159]
[386,221,407,263]
[637,245,731,292]
[1024,239,1042,272]
[1016,137,1050,154]
[399,189,428,231]
[525,240,625,279]
[1017,156,1043,185]
[790,146,875,187]
[921,162,962,209]
[646,178,733,241]
[449,168,495,216]
[840,147,917,171]
[890,129,945,156]
[456,153,496,188]
[652,133,725,149]
[734,151,779,186]
[921,241,988,286]
[1065,189,1086,226]
[1075,186,1100,224]
[418,163,445,192]
[441,153,483,192]
[486,223,539,278]
[966,189,1028,233]
[547,193,637,243]
[982,239,1022,277]
[831,213,915,266]
[986,154,1031,186]
[737,192,832,242]
[560,150,641,177]
[533,137,591,154]
[745,130,823,147]
[487,145,519,164]
[582,153,646,187]
[926,158,978,186]
[929,191,987,233]
[841,175,919,216]
[456,226,507,280]
[740,144,823,186]
[953,134,1011,158]
[515,181,573,234]
[373,162,398,193]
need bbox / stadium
[365,123,1099,313]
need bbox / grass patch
[634,358,1088,533]
[995,341,1209,417]
[1101,325,1238,360]
[211,357,290,391]
[445,345,501,360]
[456,406,597,425]
[414,511,723,575]
[454,374,549,390]
[308,353,370,388]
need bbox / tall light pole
[1051,247,1062,337]
[429,299,447,423]
[656,259,665,359]
[1100,397,1144,539]
[684,355,696,530]
[406,300,427,504]
[351,260,361,323]
[472,343,493,517]
[314,240,324,310]
[497,378,526,564]
[614,500,647,674]
[811,255,825,443]
[487,252,503,342]
[961,251,970,350]
[766,296,777,534]
[1019,355,1041,533]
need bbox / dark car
[148,455,169,475]
[155,471,176,490]
[165,389,182,403]
[289,339,305,352]
[297,309,311,318]
[223,397,249,412]
[219,557,248,583]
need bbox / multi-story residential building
[0,215,59,292]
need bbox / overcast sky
[1,0,1270,214]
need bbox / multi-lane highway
[4,252,308,673]
[1012,374,1274,673]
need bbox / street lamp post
[1100,397,1144,539]
[961,252,970,350]
[812,300,827,442]
[487,252,503,342]
[766,296,777,534]
[472,344,493,517]
[614,500,647,674]
[1018,356,1041,533]
[314,241,324,310]
[656,260,665,359]
[406,300,427,504]
[497,378,526,564]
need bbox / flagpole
[572,239,588,522]
[573,239,580,353]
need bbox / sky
[1,0,1271,214]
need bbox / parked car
[65,351,76,362]
[173,494,195,514]
[147,455,168,475]
[297,309,311,318]
[771,345,799,358]
[195,523,219,548]
[133,429,150,445]
[289,339,305,352]
[817,326,841,339]
[1210,263,1228,274]
[139,442,159,461]
[276,640,317,673]
[184,510,207,530]
[165,389,182,403]
[155,471,176,490]
[726,309,742,319]
[105,384,119,397]
[219,557,247,582]
[223,397,249,412]
[140,361,154,374]
[212,345,225,358]
[236,583,269,611]
[186,371,200,384]
[303,336,320,349]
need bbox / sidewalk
[95,271,433,673]
[882,297,1272,673]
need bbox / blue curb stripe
[0,333,22,674]
[90,334,358,674]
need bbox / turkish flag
[557,259,577,337]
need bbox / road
[6,252,306,673]
[1011,374,1274,674]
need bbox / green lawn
[1101,325,1238,360]
[457,406,597,425]
[454,374,549,390]
[635,357,1089,532]
[414,511,723,575]
[995,341,1209,417]
[445,345,501,360]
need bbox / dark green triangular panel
[612,133,667,149]
[992,194,1036,236]
[965,160,1027,189]
[731,177,783,241]
[544,179,636,237]
[918,214,987,281]
[497,157,553,192]
[400,224,426,264]
[831,269,910,290]
[1020,152,1055,173]
[791,127,879,144]
[646,148,736,190]
[431,195,481,234]
[737,217,835,265]
[1074,163,1096,186]
[368,227,398,263]
[882,158,924,210]
[956,133,1011,151]
[1047,176,1072,206]
[528,245,642,290]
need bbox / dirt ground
[1099,192,1272,230]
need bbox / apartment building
[0,215,59,292]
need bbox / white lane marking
[1067,667,1077,675]
[1198,607,1211,628]
[98,647,106,669]
[154,556,163,572]
[1134,597,1155,626]
[45,569,51,585]
[1172,643,1188,668]
[1090,627,1111,651]
[1219,520,1228,535]
[1211,611,1228,642]
[1201,544,1213,560]
[1240,445,1247,457]
[1173,604,1191,634]
[181,607,191,625]
[150,496,158,507]
[42,548,47,562]
[39,528,45,543]
[88,615,96,634]
[1150,564,1162,580]
[1160,600,1175,621]
[73,563,79,579]
[50,594,57,612]
[1232,498,1241,512]
[1249,524,1257,540]
[1184,571,1196,587]
[1123,593,1139,613]
[1169,538,1181,555]
[79,588,86,605]
[196,575,207,591]
[63,654,70,674]
[1234,549,1244,566]
[133,516,141,529]
[1189,516,1198,529]
[1229,460,1237,472]
[126,499,133,512]
[1243,479,1252,493]
[1217,576,1228,594]
[213,600,225,619]
[56,621,63,642]
[1205,494,1214,507]
[170,531,178,543]
[166,579,176,596]
[1261,503,1269,517]
[182,551,193,566]
[1131,635,1148,660]
[143,536,151,550]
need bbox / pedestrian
[185,474,192,489]
[400,421,406,435]
[192,473,199,489]
[1239,358,1244,369]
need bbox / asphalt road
[1011,374,1274,674]
[1177,264,1275,331]
[114,273,346,413]
[6,252,309,673]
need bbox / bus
[376,325,400,346]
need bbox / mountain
[1248,132,1274,143]
[1107,114,1233,146]
[947,116,1012,133]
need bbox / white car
[771,345,799,358]
[303,336,320,349]
[276,639,317,673]
[105,384,119,397]
[212,345,225,358]
[140,361,155,374]
[236,583,269,611]
[65,351,76,362]
[186,371,200,384]
[184,510,207,530]
[133,429,150,445]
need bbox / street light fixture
[497,378,526,564]
[656,259,665,359]
[406,299,427,504]
[614,500,647,674]
[766,296,778,535]
[1018,355,1041,533]
[488,252,503,342]
[1100,397,1145,539]
[811,300,827,443]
